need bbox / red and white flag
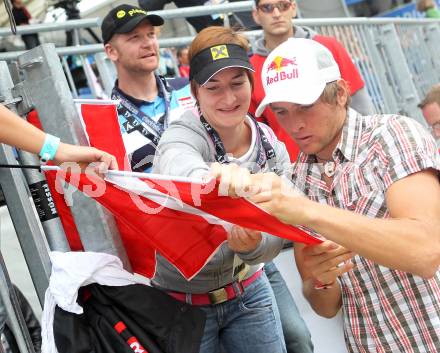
[48,168,321,280]
[41,100,321,279]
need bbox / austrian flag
[49,169,321,280]
[44,100,321,280]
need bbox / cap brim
[194,59,254,86]
[115,14,164,35]
[255,82,325,117]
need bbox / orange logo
[266,56,297,73]
[266,56,299,85]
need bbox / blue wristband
[39,134,60,163]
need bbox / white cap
[255,38,341,117]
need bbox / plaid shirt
[292,109,440,353]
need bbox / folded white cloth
[41,251,149,353]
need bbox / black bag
[54,283,205,353]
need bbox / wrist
[53,142,69,162]
[39,134,60,163]
[279,193,317,225]
[54,142,84,164]
[300,198,321,227]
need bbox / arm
[252,169,440,278]
[0,105,117,169]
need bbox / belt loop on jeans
[232,281,244,297]
[185,292,192,305]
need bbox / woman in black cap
[152,27,289,353]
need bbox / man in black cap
[102,4,194,172]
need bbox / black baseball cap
[101,4,164,44]
[189,44,254,86]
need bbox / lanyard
[111,75,172,142]
[200,113,279,174]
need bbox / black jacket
[54,283,205,353]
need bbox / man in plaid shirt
[211,38,440,352]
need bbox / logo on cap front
[210,45,229,61]
[266,56,297,72]
[265,55,298,86]
[116,10,126,19]
[128,8,148,16]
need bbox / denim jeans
[265,261,314,353]
[197,271,286,353]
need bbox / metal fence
[311,18,440,121]
[3,16,439,122]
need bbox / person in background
[177,46,190,78]
[213,38,440,353]
[250,0,375,161]
[159,47,178,77]
[138,0,223,32]
[418,84,440,143]
[102,4,193,173]
[153,26,289,353]
[417,0,440,18]
[11,0,41,50]
[0,104,117,171]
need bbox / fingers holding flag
[227,226,262,253]
[209,163,309,224]
[210,162,262,198]
[55,144,118,178]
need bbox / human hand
[248,172,309,224]
[227,226,262,253]
[300,240,355,289]
[55,144,118,177]
[209,162,259,198]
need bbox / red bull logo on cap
[266,55,299,86]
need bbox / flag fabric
[77,100,158,277]
[38,100,321,279]
[77,100,130,170]
[49,169,321,280]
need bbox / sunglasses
[257,1,293,14]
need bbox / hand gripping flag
[48,168,321,280]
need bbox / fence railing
[0,1,255,38]
[3,17,437,122]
